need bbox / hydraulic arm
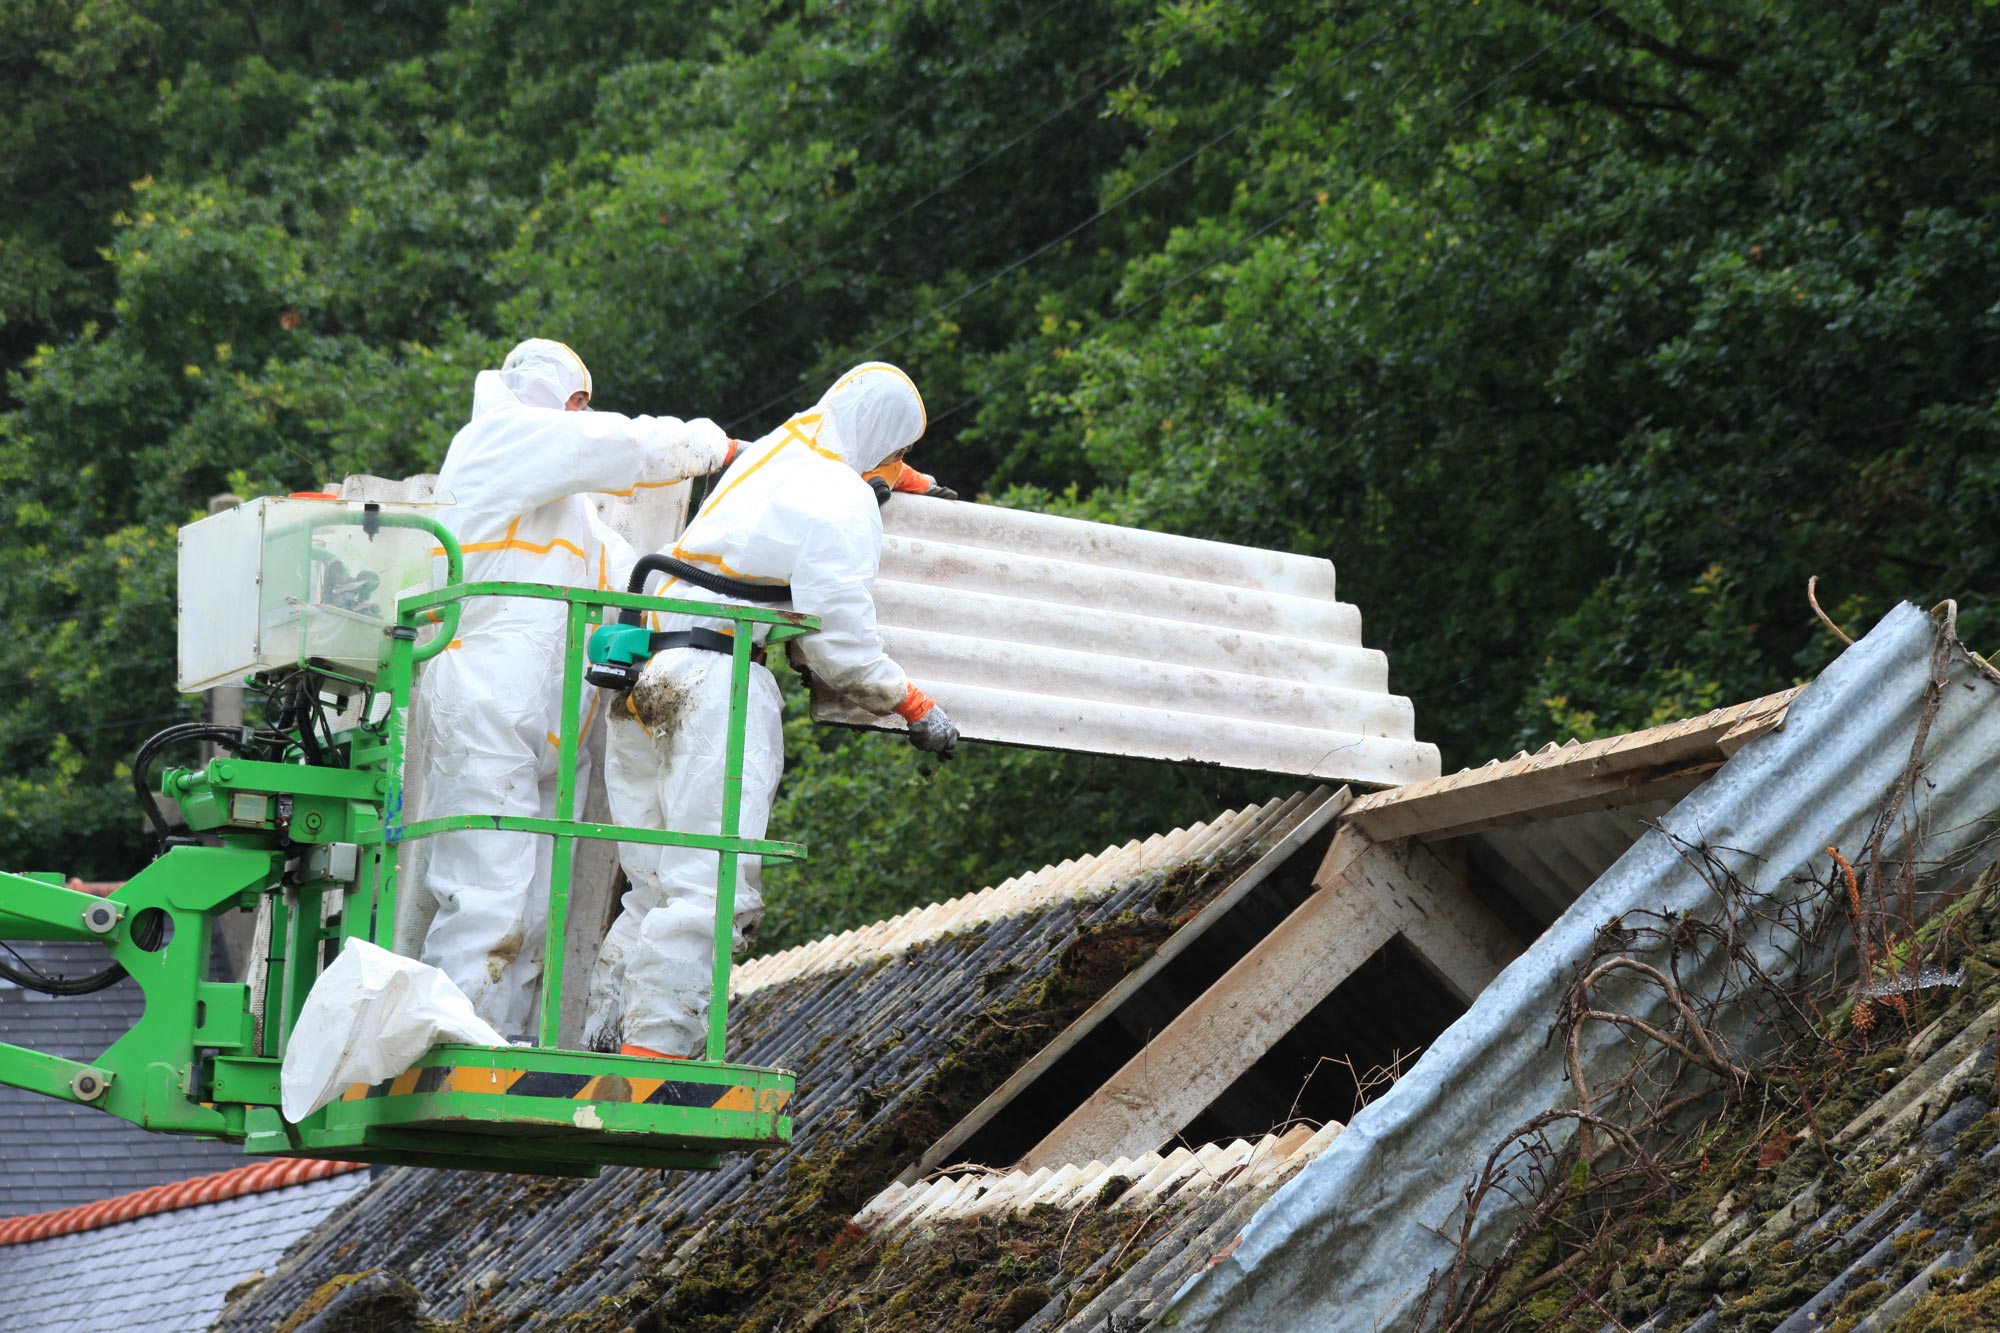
[0,495,816,1176]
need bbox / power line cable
[843,0,1082,157]
[671,0,1085,262]
[0,655,177,696]
[721,4,1240,326]
[922,7,1612,433]
[720,12,1413,434]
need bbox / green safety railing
[0,506,812,1170]
[374,576,817,1058]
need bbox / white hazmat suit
[417,338,730,1037]
[585,362,954,1057]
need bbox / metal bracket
[298,843,359,886]
[70,1068,112,1102]
[80,901,122,935]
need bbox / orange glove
[896,684,958,755]
[894,682,937,723]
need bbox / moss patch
[272,1270,449,1333]
[1469,883,2000,1333]
[584,856,1252,1333]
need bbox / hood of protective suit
[813,362,926,473]
[497,338,593,411]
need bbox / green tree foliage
[0,0,1993,947]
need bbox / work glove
[923,482,959,500]
[895,683,959,756]
[907,704,959,756]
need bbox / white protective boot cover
[281,938,505,1122]
[586,647,783,1055]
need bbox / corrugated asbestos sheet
[1545,992,2000,1332]
[847,1124,1355,1332]
[734,793,1320,997]
[216,792,1325,1332]
[810,495,1441,788]
[1164,604,2000,1333]
[856,1122,1345,1231]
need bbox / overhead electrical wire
[659,0,1085,274]
[720,4,1242,326]
[916,7,1614,432]
[843,0,1082,157]
[721,11,1414,434]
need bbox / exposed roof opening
[905,793,1545,1181]
[1180,935,1468,1146]
[922,818,1338,1177]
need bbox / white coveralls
[584,362,932,1056]
[417,339,729,1037]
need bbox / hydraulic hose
[132,724,257,843]
[0,937,141,997]
[617,553,791,627]
[7,716,220,996]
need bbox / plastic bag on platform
[280,937,506,1121]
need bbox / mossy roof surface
[1476,906,2000,1333]
[216,799,1314,1332]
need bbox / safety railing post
[378,580,810,1063]
[370,626,418,951]
[707,631,753,1064]
[539,599,593,1049]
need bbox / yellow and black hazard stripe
[340,1064,789,1114]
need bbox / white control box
[177,496,443,692]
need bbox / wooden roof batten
[1342,689,1800,844]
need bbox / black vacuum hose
[618,553,791,626]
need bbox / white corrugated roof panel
[810,497,1440,787]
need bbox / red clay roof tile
[0,1158,362,1247]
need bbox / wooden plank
[1387,841,1524,1003]
[1716,710,1787,758]
[1344,690,1797,843]
[893,786,1348,1186]
[1018,827,1518,1169]
[1407,767,1715,843]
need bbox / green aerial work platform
[0,495,810,1176]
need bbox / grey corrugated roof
[215,791,1331,1331]
[0,939,246,1217]
[1164,603,2000,1331]
[0,1169,367,1333]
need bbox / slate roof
[216,790,1337,1332]
[0,1162,368,1333]
[0,939,247,1217]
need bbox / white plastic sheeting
[280,939,505,1121]
[810,496,1440,788]
[1165,603,2000,1331]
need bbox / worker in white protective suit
[417,338,734,1038]
[583,361,959,1058]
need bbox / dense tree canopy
[1,0,1993,950]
